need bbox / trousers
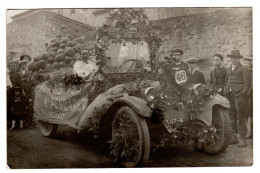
[227,92,247,138]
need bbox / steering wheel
[117,59,144,72]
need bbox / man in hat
[20,55,32,64]
[186,57,205,85]
[170,48,188,71]
[210,54,228,95]
[224,49,251,147]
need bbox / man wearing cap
[186,57,205,85]
[210,54,228,95]
[224,49,251,147]
[170,48,189,71]
[20,55,32,64]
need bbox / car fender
[196,94,230,126]
[115,96,153,118]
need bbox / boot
[9,120,16,131]
[230,134,238,145]
[237,134,246,147]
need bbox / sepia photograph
[5,6,253,168]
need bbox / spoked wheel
[38,120,58,138]
[203,108,232,154]
[110,106,150,168]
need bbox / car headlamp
[192,83,204,95]
[144,87,157,102]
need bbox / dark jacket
[210,66,228,92]
[186,69,205,85]
[172,61,189,71]
[224,62,251,96]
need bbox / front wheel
[38,120,58,138]
[203,108,232,154]
[110,106,150,167]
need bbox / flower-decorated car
[34,57,232,168]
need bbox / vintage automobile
[35,59,232,168]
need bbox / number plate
[175,70,187,85]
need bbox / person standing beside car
[224,49,251,147]
[186,57,205,85]
[210,54,228,95]
[170,48,189,71]
[242,56,253,139]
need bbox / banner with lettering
[34,81,89,128]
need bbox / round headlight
[144,87,157,102]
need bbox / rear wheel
[38,120,58,138]
[203,108,232,154]
[110,106,150,167]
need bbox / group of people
[7,55,35,130]
[163,48,253,148]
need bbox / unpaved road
[7,123,253,168]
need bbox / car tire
[203,108,232,154]
[38,120,58,138]
[111,106,150,167]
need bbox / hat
[20,55,32,61]
[213,53,224,61]
[187,57,198,63]
[227,49,243,59]
[172,48,183,55]
[18,60,28,68]
[243,56,252,61]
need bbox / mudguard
[116,96,153,118]
[196,94,230,126]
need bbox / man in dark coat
[224,49,251,147]
[186,57,205,86]
[210,54,228,95]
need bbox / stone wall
[7,11,94,58]
[104,8,252,82]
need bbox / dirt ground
[7,123,253,168]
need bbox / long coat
[224,62,251,96]
[210,66,228,92]
[186,69,205,85]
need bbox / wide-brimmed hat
[187,57,198,63]
[20,55,32,61]
[243,56,252,61]
[227,49,243,59]
[18,60,28,68]
[172,48,183,55]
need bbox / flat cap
[187,57,198,63]
[172,48,183,55]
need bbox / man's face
[23,56,30,62]
[9,63,18,72]
[173,52,182,62]
[231,57,240,65]
[213,56,222,67]
[188,62,197,71]
[244,60,252,67]
[81,51,89,61]
[21,64,27,70]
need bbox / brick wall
[7,11,94,58]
